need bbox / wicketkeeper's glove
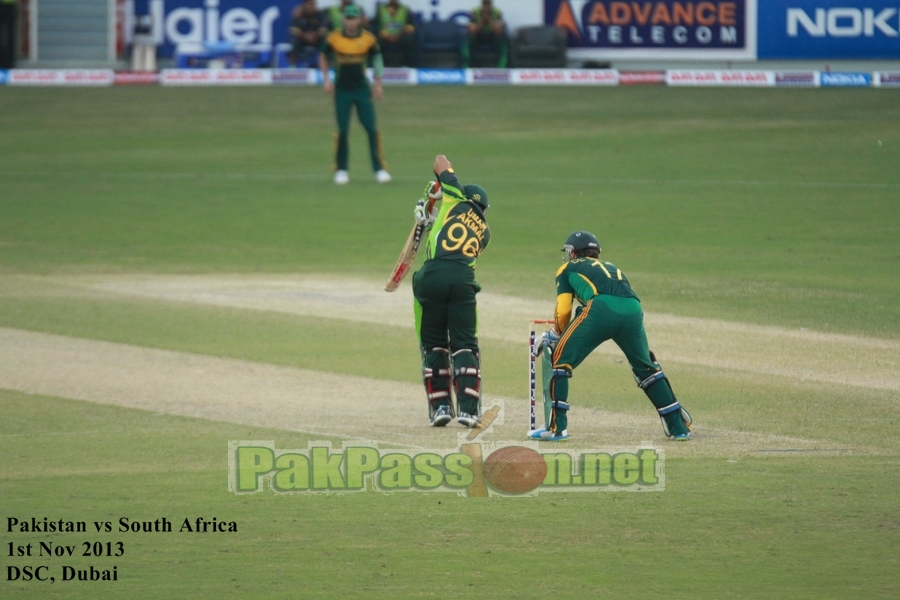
[532,328,561,358]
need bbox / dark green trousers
[551,296,673,408]
[413,259,483,415]
[412,259,479,352]
[333,85,385,172]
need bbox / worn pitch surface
[3,274,896,456]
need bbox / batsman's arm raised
[433,155,464,202]
[423,156,490,264]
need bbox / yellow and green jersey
[321,28,382,89]
[424,169,490,267]
[377,3,414,37]
[471,6,502,29]
[554,257,639,330]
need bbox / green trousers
[413,259,479,352]
[413,259,482,416]
[333,85,385,173]
[550,296,681,432]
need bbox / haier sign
[146,0,288,56]
[758,0,900,58]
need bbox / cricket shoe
[375,169,392,183]
[674,432,692,441]
[334,170,349,185]
[430,405,452,427]
[457,412,478,428]
[527,428,568,442]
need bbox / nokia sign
[758,1,900,58]
[788,7,899,37]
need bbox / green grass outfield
[1,86,898,599]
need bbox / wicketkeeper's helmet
[464,184,489,210]
[562,231,600,260]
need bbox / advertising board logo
[820,71,871,86]
[471,69,512,84]
[619,70,666,84]
[161,69,215,85]
[545,0,747,49]
[877,72,900,86]
[567,68,620,84]
[8,70,115,86]
[788,7,899,38]
[775,71,817,86]
[114,71,160,85]
[515,69,567,84]
[758,1,900,59]
[0,70,7,85]
[149,0,280,49]
[271,68,313,84]
[381,68,416,84]
[417,69,466,84]
[666,70,773,86]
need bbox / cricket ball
[482,446,547,494]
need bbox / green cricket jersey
[554,257,639,330]
[424,169,490,267]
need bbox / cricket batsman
[413,155,491,428]
[530,231,692,441]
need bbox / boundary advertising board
[544,0,758,60]
[758,0,900,59]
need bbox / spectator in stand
[0,0,17,69]
[463,0,508,68]
[290,0,329,67]
[327,1,368,32]
[373,0,417,67]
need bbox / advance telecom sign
[758,0,900,58]
[544,0,757,59]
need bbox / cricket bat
[384,183,439,292]
[384,220,428,292]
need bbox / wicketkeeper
[530,231,692,441]
[413,155,491,428]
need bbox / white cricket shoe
[430,405,452,427]
[375,169,392,183]
[457,412,478,428]
[334,170,349,185]
[527,428,568,442]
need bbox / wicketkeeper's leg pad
[634,360,692,437]
[423,347,453,418]
[549,367,572,434]
[656,402,692,437]
[451,348,481,416]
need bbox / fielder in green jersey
[319,3,390,185]
[412,155,491,428]
[530,231,693,442]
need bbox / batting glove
[424,180,443,201]
[533,328,561,358]
[414,199,435,226]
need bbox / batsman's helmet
[562,231,600,260]
[464,184,489,210]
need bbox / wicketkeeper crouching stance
[530,231,692,442]
[413,155,491,428]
